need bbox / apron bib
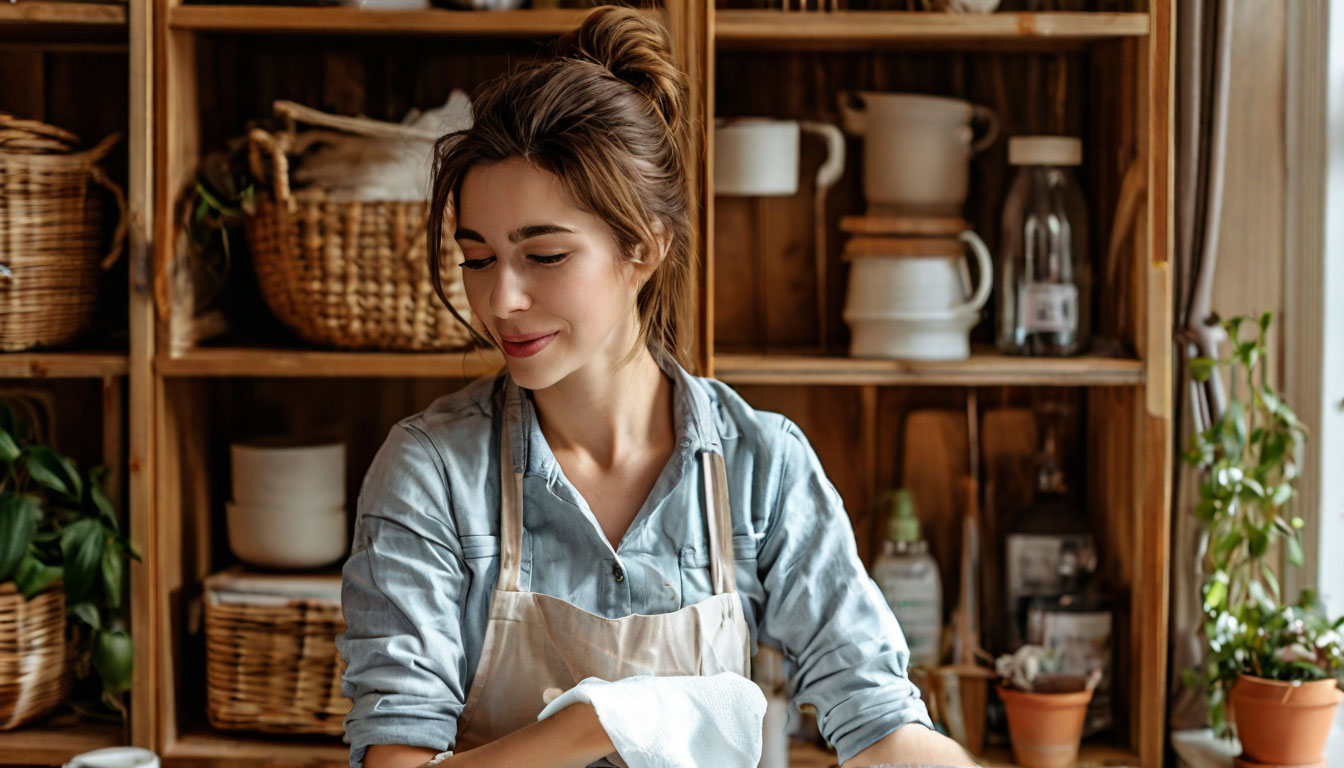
[453,380,752,766]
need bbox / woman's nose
[489,261,531,317]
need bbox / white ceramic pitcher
[838,92,998,216]
[843,230,993,360]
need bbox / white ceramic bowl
[231,438,345,511]
[845,308,981,361]
[226,502,348,570]
[64,748,159,768]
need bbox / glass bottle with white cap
[996,136,1091,356]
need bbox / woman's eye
[458,256,496,270]
[529,253,569,266]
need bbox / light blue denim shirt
[337,354,933,768]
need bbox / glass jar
[996,136,1092,356]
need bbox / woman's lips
[499,332,557,359]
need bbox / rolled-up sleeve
[337,424,469,768]
[756,418,934,765]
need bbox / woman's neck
[530,344,675,472]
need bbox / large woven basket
[0,582,73,731]
[0,127,127,351]
[243,100,472,351]
[204,570,350,736]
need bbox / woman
[337,6,977,768]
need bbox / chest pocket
[678,534,758,608]
[458,532,531,591]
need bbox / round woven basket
[243,101,472,351]
[0,582,73,731]
[0,132,127,352]
[204,594,350,736]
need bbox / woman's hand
[363,702,614,768]
[840,723,980,768]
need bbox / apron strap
[701,451,737,595]
[497,382,526,593]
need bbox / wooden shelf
[167,5,649,36]
[0,718,125,765]
[788,738,1141,768]
[713,349,1144,387]
[0,1,126,27]
[164,730,346,765]
[715,10,1148,50]
[0,352,129,379]
[156,347,503,378]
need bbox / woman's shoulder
[683,372,798,452]
[373,372,504,480]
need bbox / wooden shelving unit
[136,1,1174,766]
[0,0,152,762]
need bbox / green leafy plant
[0,400,139,718]
[1182,311,1342,735]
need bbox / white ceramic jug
[843,230,993,360]
[838,92,997,216]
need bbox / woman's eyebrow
[455,224,577,244]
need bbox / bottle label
[873,571,942,668]
[1020,283,1078,333]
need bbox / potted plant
[993,645,1102,768]
[0,398,139,728]
[1183,312,1344,766]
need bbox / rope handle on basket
[247,126,294,213]
[271,99,440,142]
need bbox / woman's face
[454,157,655,391]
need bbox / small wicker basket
[243,100,472,351]
[203,568,350,736]
[0,126,127,352]
[0,581,73,731]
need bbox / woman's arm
[840,723,978,767]
[365,702,615,768]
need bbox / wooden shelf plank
[0,352,129,379]
[156,347,502,378]
[165,730,346,764]
[713,349,1144,387]
[167,5,642,36]
[0,718,125,765]
[715,10,1148,49]
[788,738,1141,768]
[0,1,126,27]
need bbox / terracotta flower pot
[996,685,1094,768]
[1228,674,1342,766]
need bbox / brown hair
[426,4,695,371]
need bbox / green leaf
[1205,577,1228,613]
[1271,483,1294,507]
[69,601,101,630]
[1213,530,1243,563]
[24,446,70,496]
[1287,535,1305,567]
[1196,499,1219,523]
[1261,564,1281,602]
[92,629,134,694]
[0,494,40,582]
[13,554,61,599]
[101,543,124,610]
[60,518,104,604]
[1191,357,1217,382]
[89,466,117,530]
[57,455,82,501]
[1259,311,1273,332]
[1249,527,1270,559]
[0,428,19,466]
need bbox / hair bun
[559,5,687,135]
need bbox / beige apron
[453,381,753,766]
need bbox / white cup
[714,117,844,197]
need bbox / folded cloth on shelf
[536,673,767,768]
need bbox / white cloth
[536,673,767,768]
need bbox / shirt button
[613,563,626,583]
[679,438,691,448]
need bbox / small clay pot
[996,685,1094,768]
[1228,675,1342,766]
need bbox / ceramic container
[1228,675,1342,767]
[226,502,347,570]
[231,438,345,511]
[997,685,1094,768]
[63,748,159,768]
[839,92,997,216]
[713,117,844,197]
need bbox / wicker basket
[203,569,350,736]
[0,127,127,352]
[243,100,472,351]
[0,582,73,731]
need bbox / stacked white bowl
[227,438,347,570]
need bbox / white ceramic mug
[714,117,844,197]
[231,438,345,511]
[839,92,998,216]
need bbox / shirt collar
[501,350,722,480]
